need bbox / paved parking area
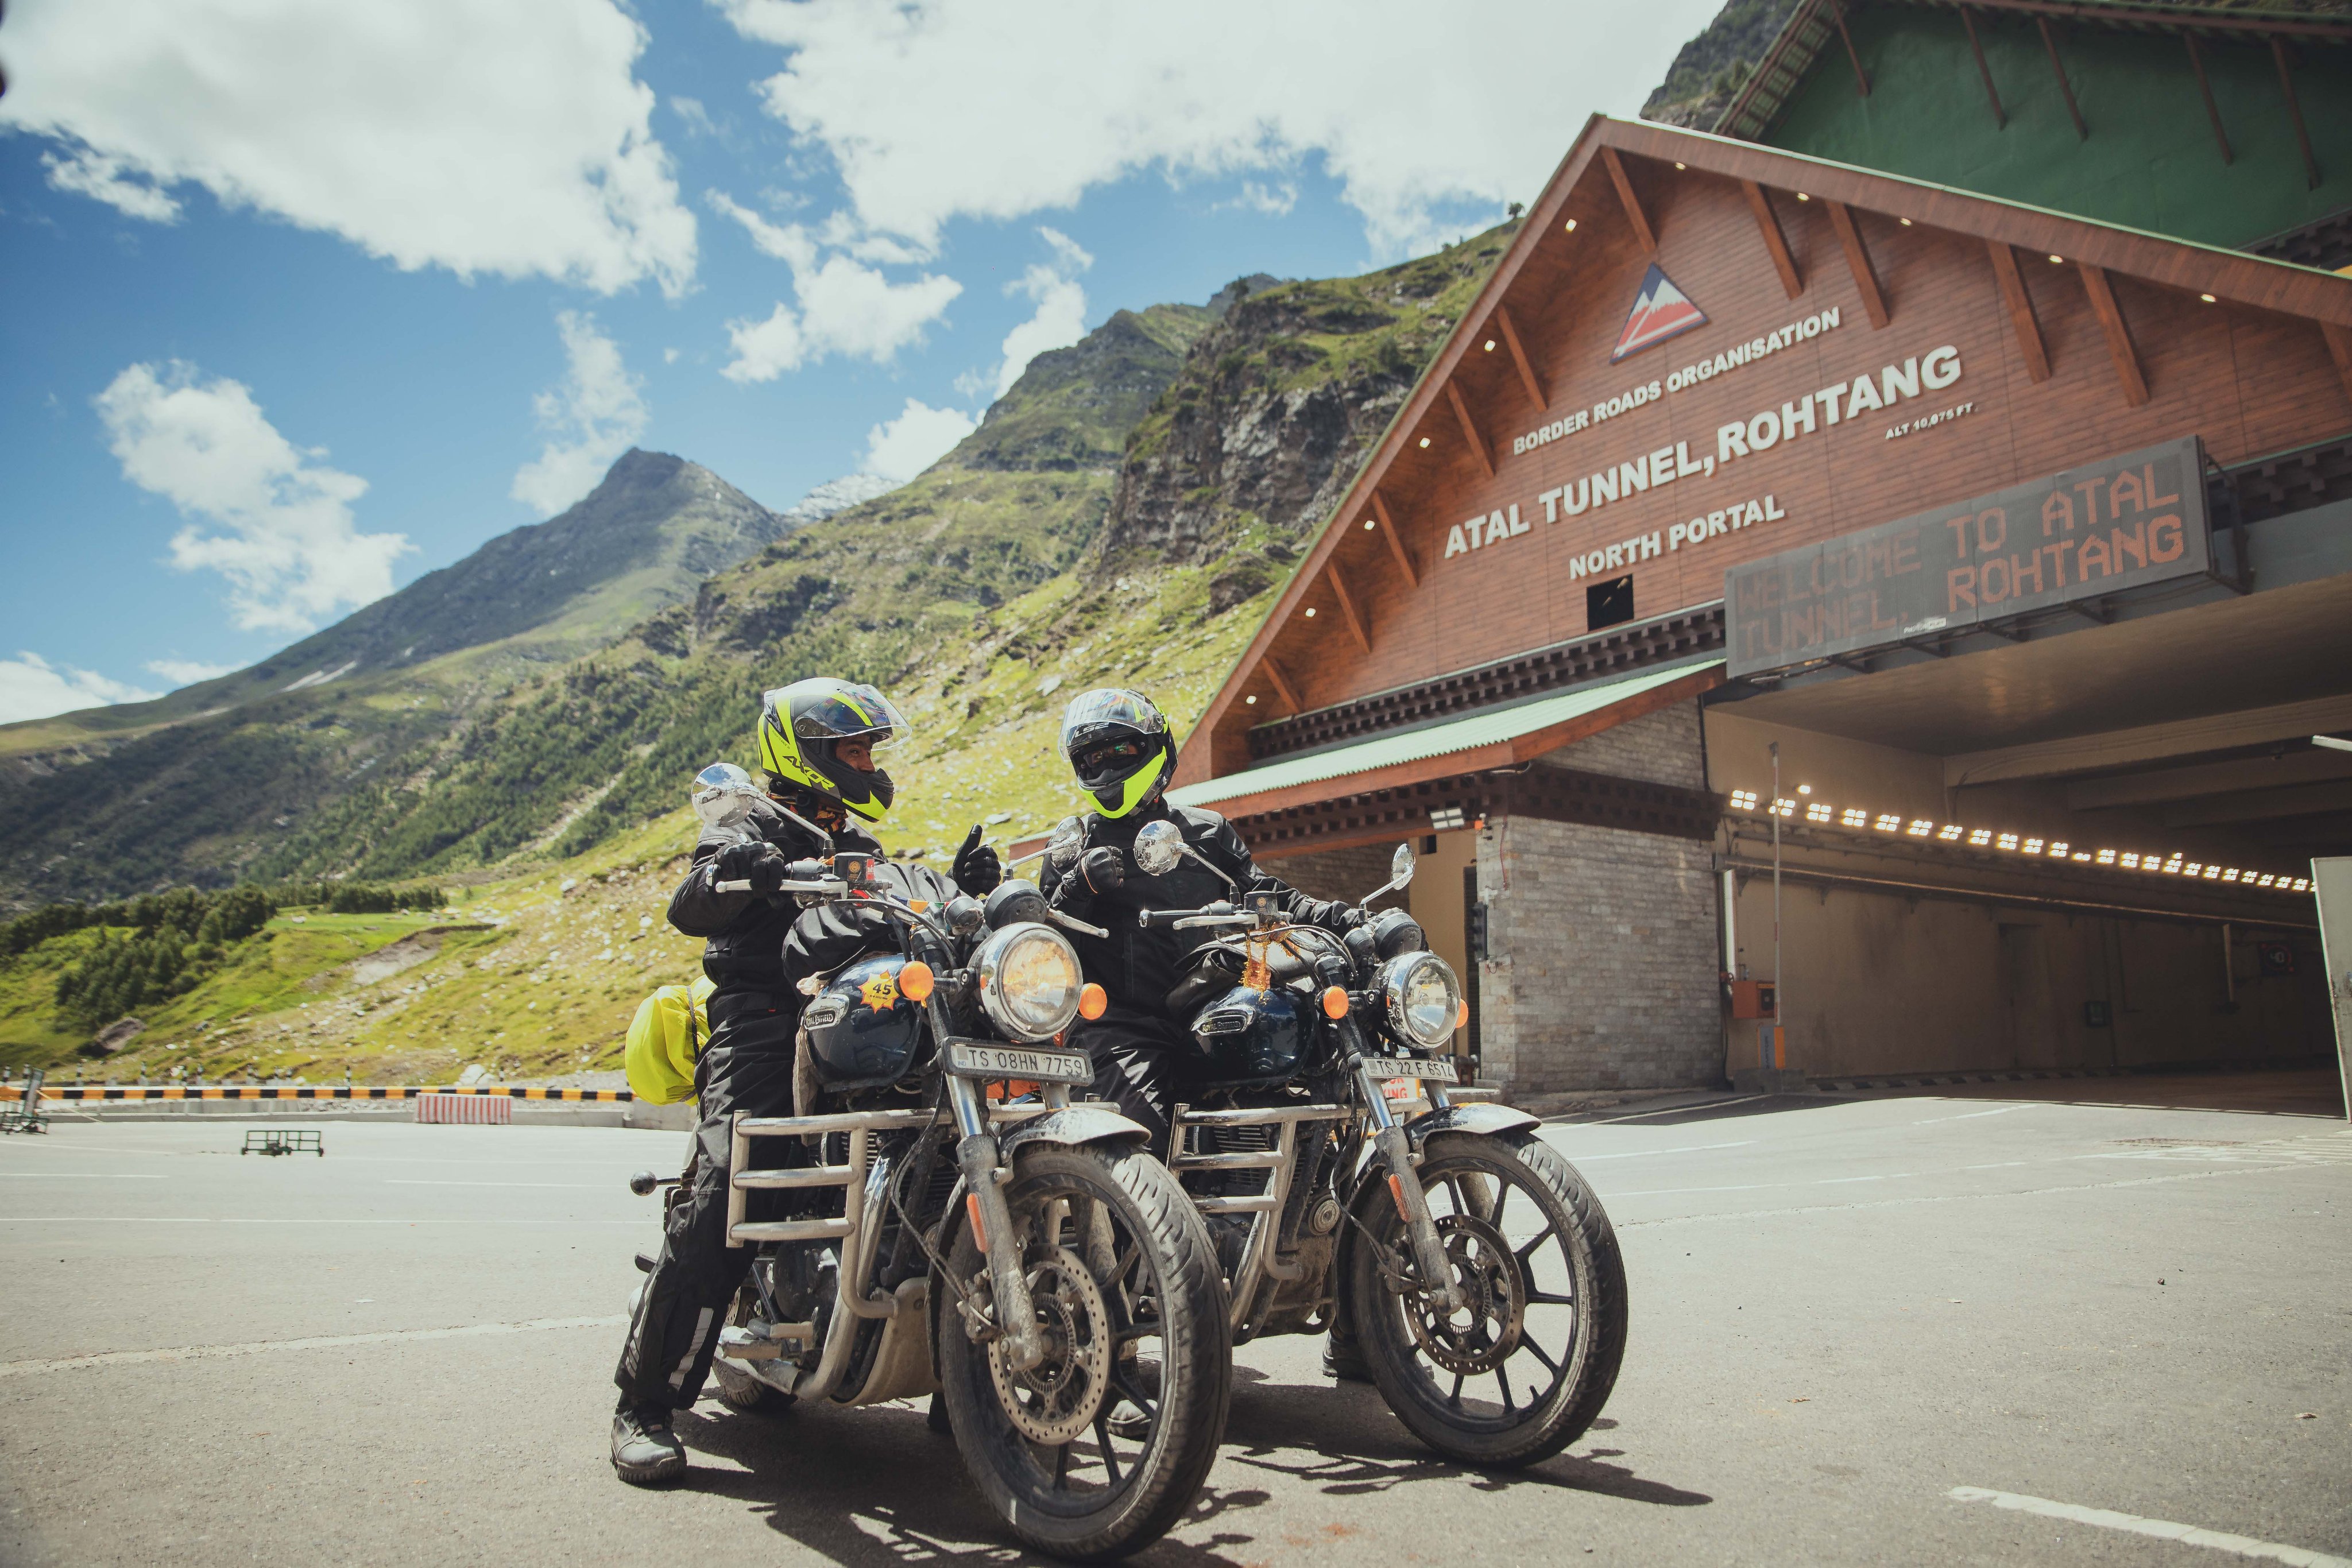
[1,1087,2345,1566]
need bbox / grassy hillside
[0,237,1518,1074]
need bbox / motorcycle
[629,767,1231,1561]
[1063,818,1627,1468]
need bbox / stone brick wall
[1254,841,1396,903]
[1475,813,1722,1096]
[1534,700,1709,790]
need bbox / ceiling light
[2048,254,2064,264]
[1362,518,1376,529]
[1899,217,1913,226]
[1906,819,1933,837]
[1997,834,2019,850]
[1968,828,1991,846]
[1806,802,1831,822]
[1245,695,1258,705]
[1874,814,1901,832]
[1842,808,1868,827]
[2199,293,2216,303]
[2023,838,2045,854]
[1304,607,1317,617]
[1796,192,1809,201]
[1674,161,1686,170]
[1483,339,1496,351]
[1564,218,1578,233]
[1797,784,1812,795]
[1730,789,1759,810]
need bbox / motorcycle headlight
[1378,951,1460,1050]
[973,922,1085,1042]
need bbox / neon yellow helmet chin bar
[756,678,909,823]
[1061,688,1174,819]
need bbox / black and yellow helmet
[756,678,910,823]
[1061,688,1175,819]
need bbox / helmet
[1060,688,1174,819]
[798,954,925,1089]
[757,678,910,823]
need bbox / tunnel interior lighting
[1773,797,1797,816]
[1843,808,1870,827]
[1873,814,1901,831]
[1968,828,1992,846]
[1906,819,1933,837]
[1997,833,2020,850]
[1806,803,1832,823]
[1730,789,1759,810]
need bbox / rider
[1045,690,1378,1381]
[612,677,1000,1484]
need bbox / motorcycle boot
[1321,1330,1373,1384]
[610,1401,687,1484]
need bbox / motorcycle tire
[939,1144,1231,1562]
[1346,1129,1626,1469]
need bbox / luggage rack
[725,1101,1050,1248]
[242,1129,324,1156]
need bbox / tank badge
[860,972,900,1013]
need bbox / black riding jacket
[666,793,886,991]
[1049,800,1359,1016]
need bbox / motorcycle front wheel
[1346,1129,1627,1468]
[939,1144,1230,1562]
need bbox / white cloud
[0,652,160,725]
[95,362,411,635]
[0,0,697,295]
[993,226,1093,398]
[717,0,1722,257]
[860,398,976,482]
[145,656,242,687]
[709,190,963,382]
[510,312,651,516]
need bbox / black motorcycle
[632,774,1229,1561]
[1107,821,1627,1468]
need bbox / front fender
[1402,1101,1539,1151]
[998,1105,1151,1157]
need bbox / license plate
[943,1042,1094,1085]
[1360,1056,1459,1083]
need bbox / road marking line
[1580,1094,1768,1124]
[0,1315,630,1380]
[1552,1140,1758,1162]
[1948,1486,2351,1567]
[0,1173,168,1179]
[1912,1106,2032,1125]
[1619,1162,2296,1227]
[384,1179,611,1188]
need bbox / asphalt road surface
[2,1081,2345,1567]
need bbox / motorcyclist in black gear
[610,678,999,1484]
[1042,688,1373,1381]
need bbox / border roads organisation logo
[1610,263,1708,363]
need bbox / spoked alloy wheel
[1348,1130,1626,1468]
[941,1145,1230,1562]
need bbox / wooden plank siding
[1182,115,2352,786]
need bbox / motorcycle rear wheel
[940,1144,1230,1562]
[1347,1129,1626,1468]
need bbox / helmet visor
[785,683,911,751]
[1059,688,1166,753]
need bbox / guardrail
[0,1085,635,1102]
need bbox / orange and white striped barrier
[414,1093,512,1125]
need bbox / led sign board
[1726,436,2210,678]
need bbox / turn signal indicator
[1079,982,1108,1020]
[898,962,935,1003]
[1321,986,1350,1020]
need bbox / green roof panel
[1169,659,1723,809]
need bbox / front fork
[943,1071,1047,1372]
[1355,1052,1466,1317]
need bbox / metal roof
[1169,660,1723,809]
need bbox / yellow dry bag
[624,974,715,1105]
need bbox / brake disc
[989,1246,1113,1446]
[1403,1211,1526,1376]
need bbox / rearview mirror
[1047,815,1085,872]
[1390,841,1417,889]
[1133,818,1184,877]
[691,762,760,831]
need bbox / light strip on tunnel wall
[1722,790,2312,894]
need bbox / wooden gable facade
[1175,115,2352,814]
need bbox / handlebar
[1046,909,1109,939]
[1137,903,1236,929]
[714,877,849,895]
[1173,912,1256,931]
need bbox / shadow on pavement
[1220,1377,1712,1508]
[670,1399,1270,1567]
[1550,1093,1846,1129]
[1826,1066,2345,1120]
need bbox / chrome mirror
[1133,819,1184,877]
[1047,815,1086,872]
[691,762,760,831]
[1390,841,1417,888]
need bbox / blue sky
[0,0,1722,723]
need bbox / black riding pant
[613,990,798,1411]
[1071,1005,1197,1156]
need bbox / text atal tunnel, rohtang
[1725,436,2210,677]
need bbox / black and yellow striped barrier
[0,1085,635,1102]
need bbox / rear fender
[1402,1101,1538,1152]
[997,1106,1151,1158]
